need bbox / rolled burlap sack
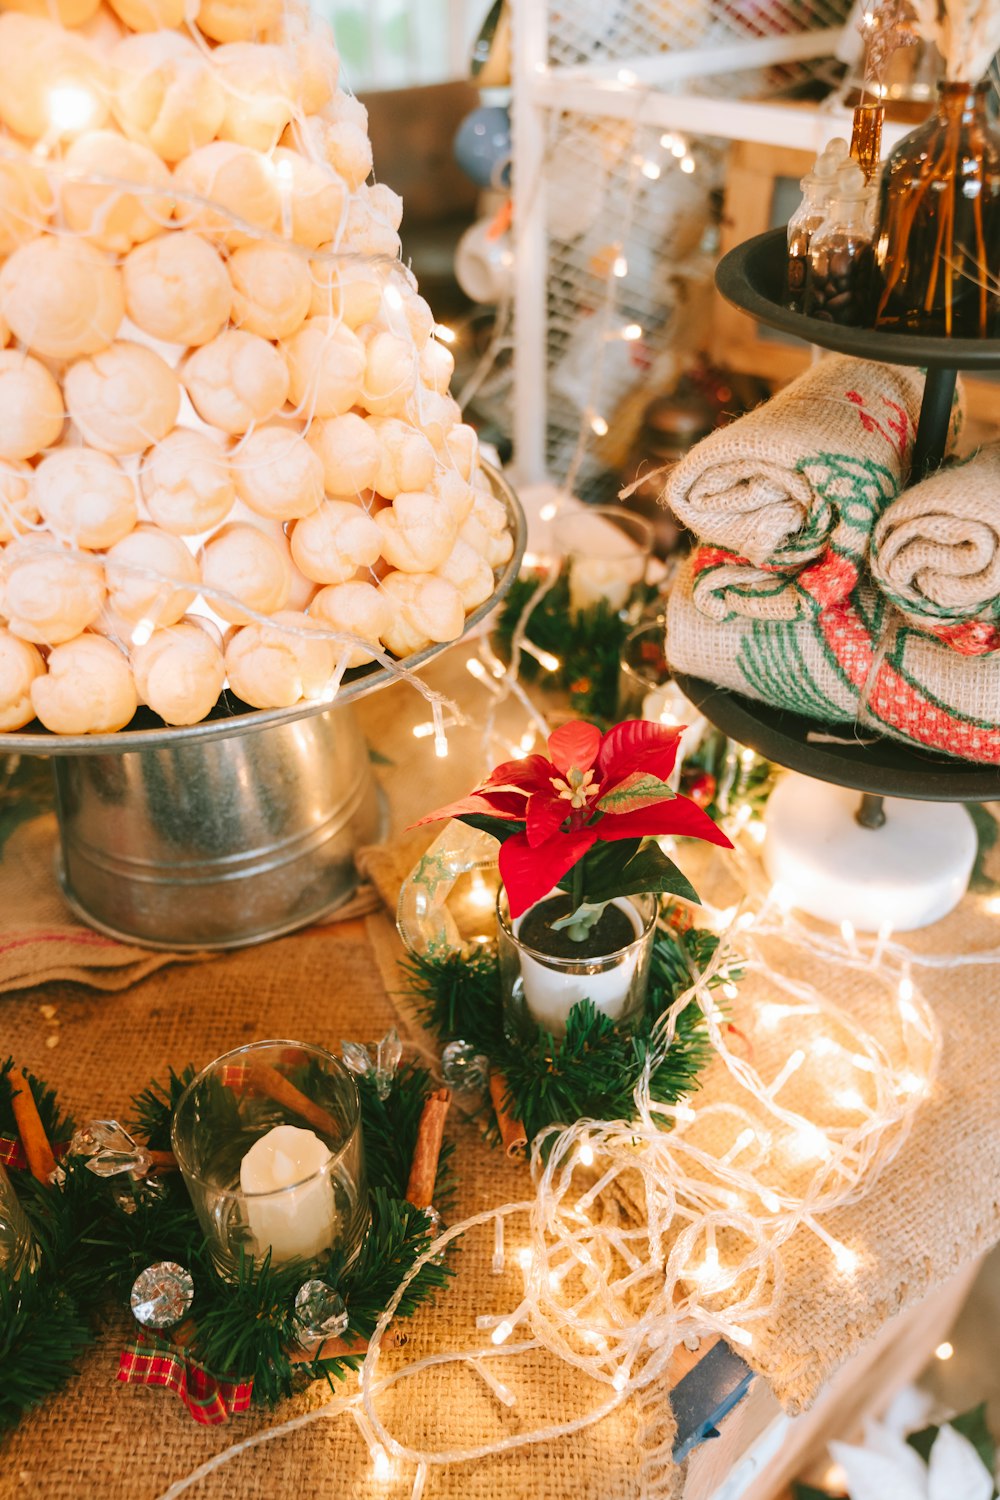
[870,442,1000,655]
[666,356,936,576]
[667,555,1000,765]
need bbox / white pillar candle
[239,1124,338,1264]
[514,896,643,1038]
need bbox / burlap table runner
[668,554,1000,764]
[871,442,1000,654]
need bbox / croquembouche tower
[0,0,521,946]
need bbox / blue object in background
[453,104,511,190]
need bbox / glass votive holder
[497,888,656,1042]
[172,1041,369,1279]
[553,506,653,616]
[0,1162,35,1279]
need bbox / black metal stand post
[911,366,958,480]
[855,792,887,829]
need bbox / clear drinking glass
[497,889,656,1042]
[0,1163,34,1279]
[172,1040,369,1279]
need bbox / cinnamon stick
[405,1087,451,1209]
[243,1064,339,1139]
[488,1071,527,1159]
[10,1069,56,1185]
[146,1148,178,1173]
[288,1325,408,1364]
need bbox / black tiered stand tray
[673,227,1000,811]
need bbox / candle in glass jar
[239,1124,338,1264]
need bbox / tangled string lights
[155,849,943,1500]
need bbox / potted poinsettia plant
[416,720,732,1038]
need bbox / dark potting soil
[517,895,637,960]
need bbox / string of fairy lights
[151,823,972,1499]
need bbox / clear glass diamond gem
[441,1040,489,1094]
[294,1279,349,1349]
[70,1119,152,1178]
[341,1041,372,1079]
[375,1029,402,1099]
[130,1262,194,1329]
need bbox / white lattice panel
[511,0,856,489]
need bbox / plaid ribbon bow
[117,1332,253,1425]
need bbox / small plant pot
[497,889,657,1041]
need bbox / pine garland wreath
[0,1058,456,1431]
[405,913,735,1148]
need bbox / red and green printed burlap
[666,356,963,623]
[871,441,1000,655]
[668,554,1000,763]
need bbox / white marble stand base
[762,771,977,932]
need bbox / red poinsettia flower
[414,719,732,919]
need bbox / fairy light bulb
[641,160,661,180]
[433,323,457,343]
[384,283,404,311]
[578,1142,595,1167]
[935,1341,954,1360]
[670,137,687,158]
[517,1247,532,1271]
[590,414,609,436]
[130,618,155,648]
[539,501,558,521]
[612,255,628,277]
[680,157,695,175]
[371,1447,392,1481]
[621,323,643,341]
[491,1319,514,1345]
[612,1369,629,1392]
[48,85,99,136]
[787,1122,832,1162]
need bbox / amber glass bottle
[873,81,1000,338]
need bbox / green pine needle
[0,1057,75,1147]
[404,911,733,1150]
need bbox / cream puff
[111,30,225,162]
[0,628,44,732]
[1,0,100,26]
[106,0,192,30]
[196,0,282,43]
[435,537,495,609]
[375,490,456,573]
[281,317,365,418]
[270,146,345,249]
[363,330,417,418]
[377,570,464,655]
[104,523,198,627]
[228,242,311,340]
[224,609,335,707]
[0,235,123,361]
[213,42,296,153]
[199,521,291,623]
[231,424,324,521]
[141,427,235,535]
[1,534,106,645]
[308,579,391,667]
[367,416,435,499]
[61,131,173,254]
[306,411,380,497]
[34,448,138,550]
[131,616,225,725]
[31,633,137,735]
[65,341,180,454]
[307,257,383,325]
[172,141,279,247]
[182,330,289,434]
[123,231,231,346]
[0,352,64,462]
[0,148,52,257]
[289,113,372,191]
[0,14,109,140]
[290,499,382,584]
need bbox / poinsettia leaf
[499,827,599,919]
[829,1437,928,1500]
[410,789,527,829]
[791,1487,834,1500]
[547,721,601,775]
[932,1406,996,1484]
[455,812,526,842]
[595,720,683,786]
[584,840,701,906]
[526,791,568,848]
[596,771,675,815]
[483,754,554,794]
[596,793,733,849]
[557,837,640,896]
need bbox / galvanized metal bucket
[52,705,383,950]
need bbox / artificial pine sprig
[0,1056,75,1148]
[405,912,734,1148]
[0,1057,457,1431]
